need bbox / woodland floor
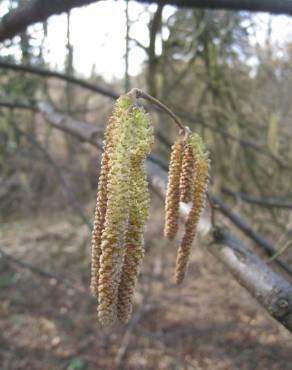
[0,199,291,370]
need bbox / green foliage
[66,358,86,370]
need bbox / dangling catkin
[175,134,210,284]
[179,142,195,203]
[90,100,126,297]
[164,139,184,240]
[91,96,153,326]
[97,96,134,325]
[117,110,153,322]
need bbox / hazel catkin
[91,96,153,326]
[175,134,210,284]
[90,100,127,298]
[117,107,153,323]
[97,98,134,325]
[164,139,184,240]
[179,142,195,203]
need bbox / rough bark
[209,194,292,276]
[210,226,292,332]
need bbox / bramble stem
[127,88,187,133]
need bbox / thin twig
[128,88,186,133]
[14,125,92,231]
[0,247,91,298]
[222,187,292,209]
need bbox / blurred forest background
[0,1,292,369]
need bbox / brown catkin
[90,112,119,298]
[164,139,184,240]
[97,109,133,325]
[175,135,209,284]
[179,143,195,203]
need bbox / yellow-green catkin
[90,99,128,298]
[164,139,184,240]
[92,96,153,326]
[175,133,210,284]
[97,96,134,325]
[117,108,153,323]
[179,142,195,203]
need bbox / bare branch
[0,0,99,42]
[135,1,292,16]
[177,110,289,169]
[0,61,118,99]
[222,187,292,209]
[0,0,292,43]
[210,226,292,332]
[209,194,292,276]
[0,247,91,298]
[14,125,93,230]
[0,63,288,168]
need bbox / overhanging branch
[0,61,118,99]
[136,0,292,15]
[0,0,99,43]
[0,0,292,43]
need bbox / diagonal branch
[0,246,91,297]
[0,61,118,99]
[221,187,292,209]
[209,194,292,276]
[14,125,93,230]
[210,226,292,332]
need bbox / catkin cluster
[91,95,153,326]
[164,133,210,284]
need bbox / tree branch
[177,110,289,169]
[210,226,292,332]
[222,187,292,209]
[0,66,286,168]
[0,0,99,43]
[136,0,292,15]
[0,246,91,297]
[14,125,93,230]
[0,1,292,43]
[209,194,292,276]
[0,61,118,99]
